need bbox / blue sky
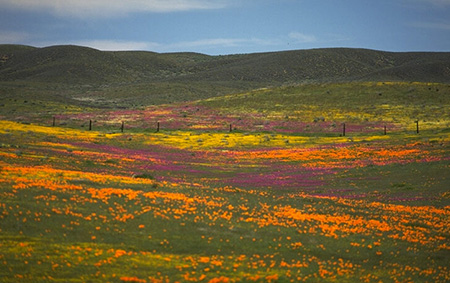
[1,0,450,55]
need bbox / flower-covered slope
[1,82,449,282]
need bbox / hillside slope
[1,45,450,84]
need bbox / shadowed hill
[0,45,219,84]
[180,48,450,83]
[0,45,146,83]
[1,45,449,108]
[1,45,450,85]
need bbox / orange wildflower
[208,276,230,283]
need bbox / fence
[49,116,428,136]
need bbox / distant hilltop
[1,44,450,84]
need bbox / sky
[1,0,450,55]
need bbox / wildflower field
[0,82,449,282]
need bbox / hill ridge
[1,44,450,85]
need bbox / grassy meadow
[0,82,449,282]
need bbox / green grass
[0,81,449,282]
[200,82,450,127]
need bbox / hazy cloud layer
[0,29,324,53]
[0,0,228,18]
[72,40,160,51]
[19,34,290,53]
[409,21,450,30]
[68,37,278,52]
[0,31,31,44]
[288,32,317,43]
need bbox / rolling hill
[1,44,449,108]
[1,44,450,84]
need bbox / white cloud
[169,37,277,49]
[0,31,32,44]
[0,0,228,18]
[288,32,317,43]
[20,31,322,54]
[72,40,160,51]
[26,36,278,54]
[29,40,161,51]
[170,38,247,48]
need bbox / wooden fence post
[416,120,419,134]
[52,116,56,127]
[89,120,92,131]
[384,125,387,135]
[121,121,124,133]
[156,122,160,133]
